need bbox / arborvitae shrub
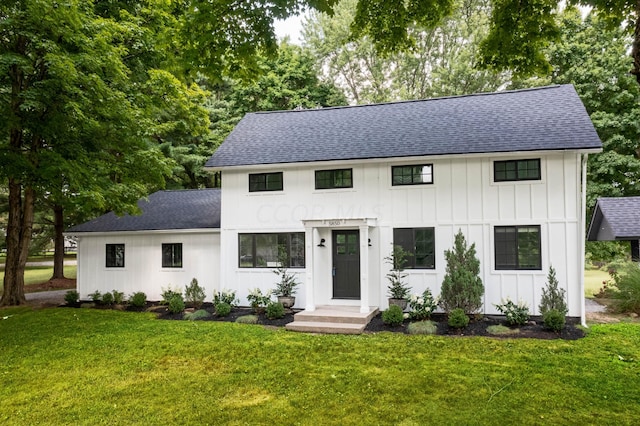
[539,266,568,315]
[448,308,470,329]
[266,301,285,319]
[382,305,404,326]
[168,294,185,314]
[215,302,232,317]
[439,230,484,314]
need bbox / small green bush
[89,290,102,303]
[129,292,147,308]
[448,308,469,329]
[161,286,182,305]
[236,315,258,324]
[101,292,114,305]
[215,302,232,317]
[611,262,640,314]
[112,290,125,305]
[64,290,79,305]
[382,305,404,326]
[543,309,565,332]
[487,324,520,335]
[184,309,211,321]
[494,299,530,326]
[265,301,285,319]
[168,294,185,314]
[213,289,238,307]
[407,320,437,335]
[184,278,206,309]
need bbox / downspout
[579,153,588,327]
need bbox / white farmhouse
[68,85,602,325]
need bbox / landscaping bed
[74,301,585,339]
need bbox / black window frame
[249,172,283,192]
[494,225,542,270]
[238,233,305,269]
[392,164,434,186]
[162,243,183,268]
[105,244,125,268]
[393,227,436,269]
[315,168,353,190]
[494,159,541,182]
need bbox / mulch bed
[365,313,585,340]
[71,301,584,340]
[25,278,76,293]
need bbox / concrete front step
[285,321,366,334]
[285,306,379,334]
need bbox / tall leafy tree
[304,0,509,103]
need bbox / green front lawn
[585,268,610,298]
[0,265,77,290]
[0,308,639,424]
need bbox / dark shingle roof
[206,85,602,168]
[587,197,640,241]
[66,189,220,233]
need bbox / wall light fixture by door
[317,238,326,247]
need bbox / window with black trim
[494,159,541,182]
[249,172,283,192]
[393,228,435,269]
[494,226,541,270]
[239,233,305,268]
[106,244,125,268]
[315,169,352,189]
[392,164,433,185]
[162,243,183,268]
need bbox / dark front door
[332,230,360,299]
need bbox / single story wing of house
[587,196,640,261]
[68,84,602,322]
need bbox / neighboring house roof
[587,197,640,241]
[66,189,220,233]
[206,84,602,168]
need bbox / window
[494,159,541,182]
[249,172,283,192]
[393,228,435,269]
[106,244,125,268]
[392,164,433,185]
[494,226,541,270]
[162,243,183,268]
[239,233,305,268]
[315,169,352,189]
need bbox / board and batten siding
[219,151,584,316]
[75,231,220,302]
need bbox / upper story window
[494,159,541,182]
[393,228,436,269]
[239,233,305,268]
[494,225,541,270]
[249,172,283,192]
[106,244,125,268]
[315,169,352,189]
[392,164,433,186]
[162,243,183,268]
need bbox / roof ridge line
[251,85,566,115]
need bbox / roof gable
[67,189,220,233]
[587,197,640,241]
[206,85,602,169]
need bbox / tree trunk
[632,2,640,84]
[52,204,65,279]
[1,180,35,306]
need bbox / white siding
[75,231,220,302]
[220,151,585,316]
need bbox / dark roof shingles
[206,85,602,168]
[590,197,640,240]
[67,189,220,233]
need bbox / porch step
[285,321,366,334]
[285,306,378,334]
